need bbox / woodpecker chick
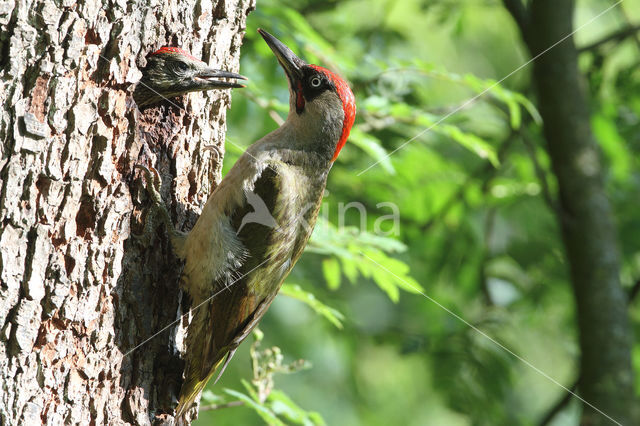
[133,46,247,107]
[137,30,356,419]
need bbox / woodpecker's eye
[176,61,189,72]
[310,76,322,88]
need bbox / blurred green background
[195,0,640,424]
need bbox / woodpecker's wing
[176,161,318,418]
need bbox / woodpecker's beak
[258,28,305,83]
[194,68,247,89]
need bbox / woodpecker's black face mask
[300,67,335,100]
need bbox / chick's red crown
[151,46,201,63]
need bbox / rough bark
[504,1,637,424]
[0,0,254,424]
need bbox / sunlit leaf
[593,113,631,181]
[513,93,542,124]
[267,390,327,426]
[340,257,359,284]
[437,124,499,167]
[322,257,341,290]
[363,249,424,296]
[281,284,345,328]
[224,388,284,426]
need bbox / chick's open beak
[195,68,247,89]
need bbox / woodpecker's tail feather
[175,347,239,420]
[175,357,224,420]
[174,379,205,419]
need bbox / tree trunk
[504,1,637,424]
[0,0,254,423]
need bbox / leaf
[461,72,541,127]
[506,96,522,129]
[513,93,542,124]
[267,390,327,426]
[281,284,345,329]
[241,379,261,402]
[361,95,392,112]
[340,257,359,284]
[353,232,407,253]
[348,128,395,174]
[592,113,631,181]
[224,388,284,426]
[371,266,400,302]
[362,249,424,302]
[322,258,341,290]
[437,124,499,167]
[308,209,420,303]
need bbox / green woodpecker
[133,46,246,107]
[137,29,355,419]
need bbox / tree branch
[539,279,639,425]
[578,24,640,53]
[511,0,637,423]
[538,379,579,426]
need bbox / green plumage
[176,160,328,418]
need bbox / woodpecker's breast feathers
[179,149,325,302]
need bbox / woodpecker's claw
[134,164,163,203]
[134,164,187,256]
[132,164,164,245]
[202,144,222,162]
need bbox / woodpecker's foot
[134,164,187,256]
[202,144,222,162]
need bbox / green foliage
[223,388,285,426]
[307,218,423,302]
[267,391,326,426]
[280,284,345,329]
[197,0,640,425]
[200,332,322,426]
